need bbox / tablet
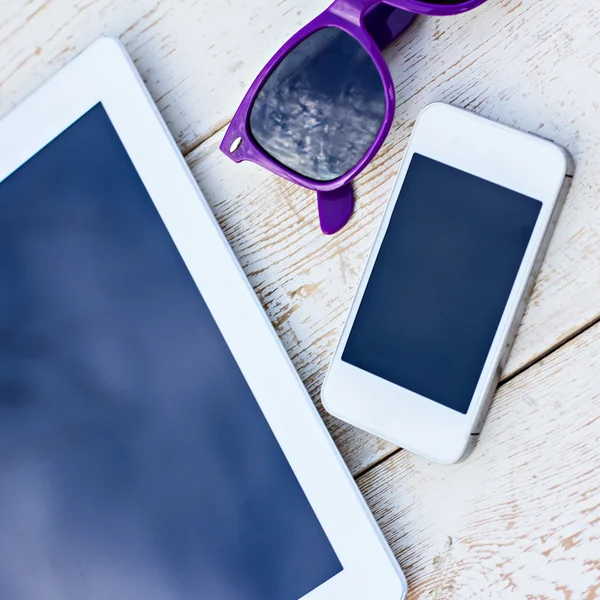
[0,38,406,600]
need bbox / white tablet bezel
[322,103,570,465]
[0,37,406,600]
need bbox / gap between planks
[178,114,232,156]
[354,256,600,483]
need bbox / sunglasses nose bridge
[327,1,416,52]
[363,5,417,51]
[327,0,378,23]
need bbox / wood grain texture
[356,319,600,599]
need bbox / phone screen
[342,153,542,415]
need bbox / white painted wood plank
[0,0,328,151]
[356,319,600,600]
[187,0,600,474]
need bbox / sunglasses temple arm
[317,185,355,235]
[363,5,416,51]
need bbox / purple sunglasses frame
[220,0,488,234]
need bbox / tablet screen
[0,104,342,599]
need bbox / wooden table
[2,1,598,597]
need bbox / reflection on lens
[249,27,386,182]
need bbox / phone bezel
[322,103,570,464]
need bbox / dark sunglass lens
[249,27,386,182]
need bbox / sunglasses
[221,0,488,234]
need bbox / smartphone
[322,103,573,464]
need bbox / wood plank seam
[352,250,600,482]
[354,317,600,598]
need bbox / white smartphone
[322,103,573,465]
